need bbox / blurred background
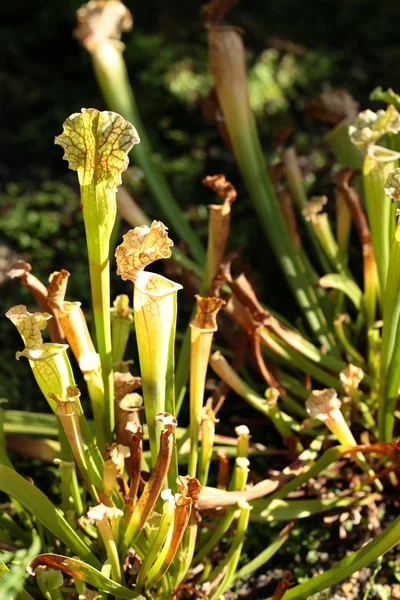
[1,0,400,409]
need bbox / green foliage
[5,1,400,599]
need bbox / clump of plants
[4,1,400,599]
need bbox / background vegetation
[2,2,400,597]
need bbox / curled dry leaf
[349,105,400,149]
[190,295,226,332]
[202,173,237,205]
[28,554,135,599]
[177,475,202,504]
[115,221,173,282]
[55,108,139,189]
[75,0,133,48]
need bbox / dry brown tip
[190,295,226,332]
[155,412,178,434]
[75,0,133,48]
[47,270,71,310]
[176,475,202,504]
[306,388,341,421]
[340,364,364,392]
[114,371,142,402]
[200,0,240,26]
[6,261,32,280]
[202,173,237,205]
[302,196,328,221]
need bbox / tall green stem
[55,108,139,441]
[90,42,205,263]
[209,26,335,351]
[363,147,398,297]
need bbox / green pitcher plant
[5,0,400,595]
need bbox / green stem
[234,523,292,581]
[82,183,115,444]
[0,409,14,469]
[282,146,331,274]
[209,502,251,600]
[194,458,249,564]
[277,511,400,599]
[91,42,205,263]
[209,27,336,351]
[324,119,363,169]
[378,218,400,440]
[363,147,398,296]
[333,316,365,366]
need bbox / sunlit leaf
[0,466,100,569]
[28,554,143,599]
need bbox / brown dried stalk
[148,476,201,586]
[126,413,176,535]
[197,455,306,510]
[126,422,143,508]
[203,174,237,291]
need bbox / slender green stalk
[55,108,139,442]
[194,458,249,565]
[333,315,365,366]
[335,186,352,260]
[188,296,224,478]
[0,409,13,469]
[310,212,354,278]
[282,147,331,274]
[135,490,176,593]
[234,522,293,580]
[209,352,295,436]
[259,330,345,391]
[209,501,252,600]
[198,408,218,486]
[59,461,84,517]
[208,25,336,351]
[277,511,400,600]
[111,294,133,364]
[363,147,398,296]
[378,217,400,440]
[324,120,363,169]
[75,2,205,262]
